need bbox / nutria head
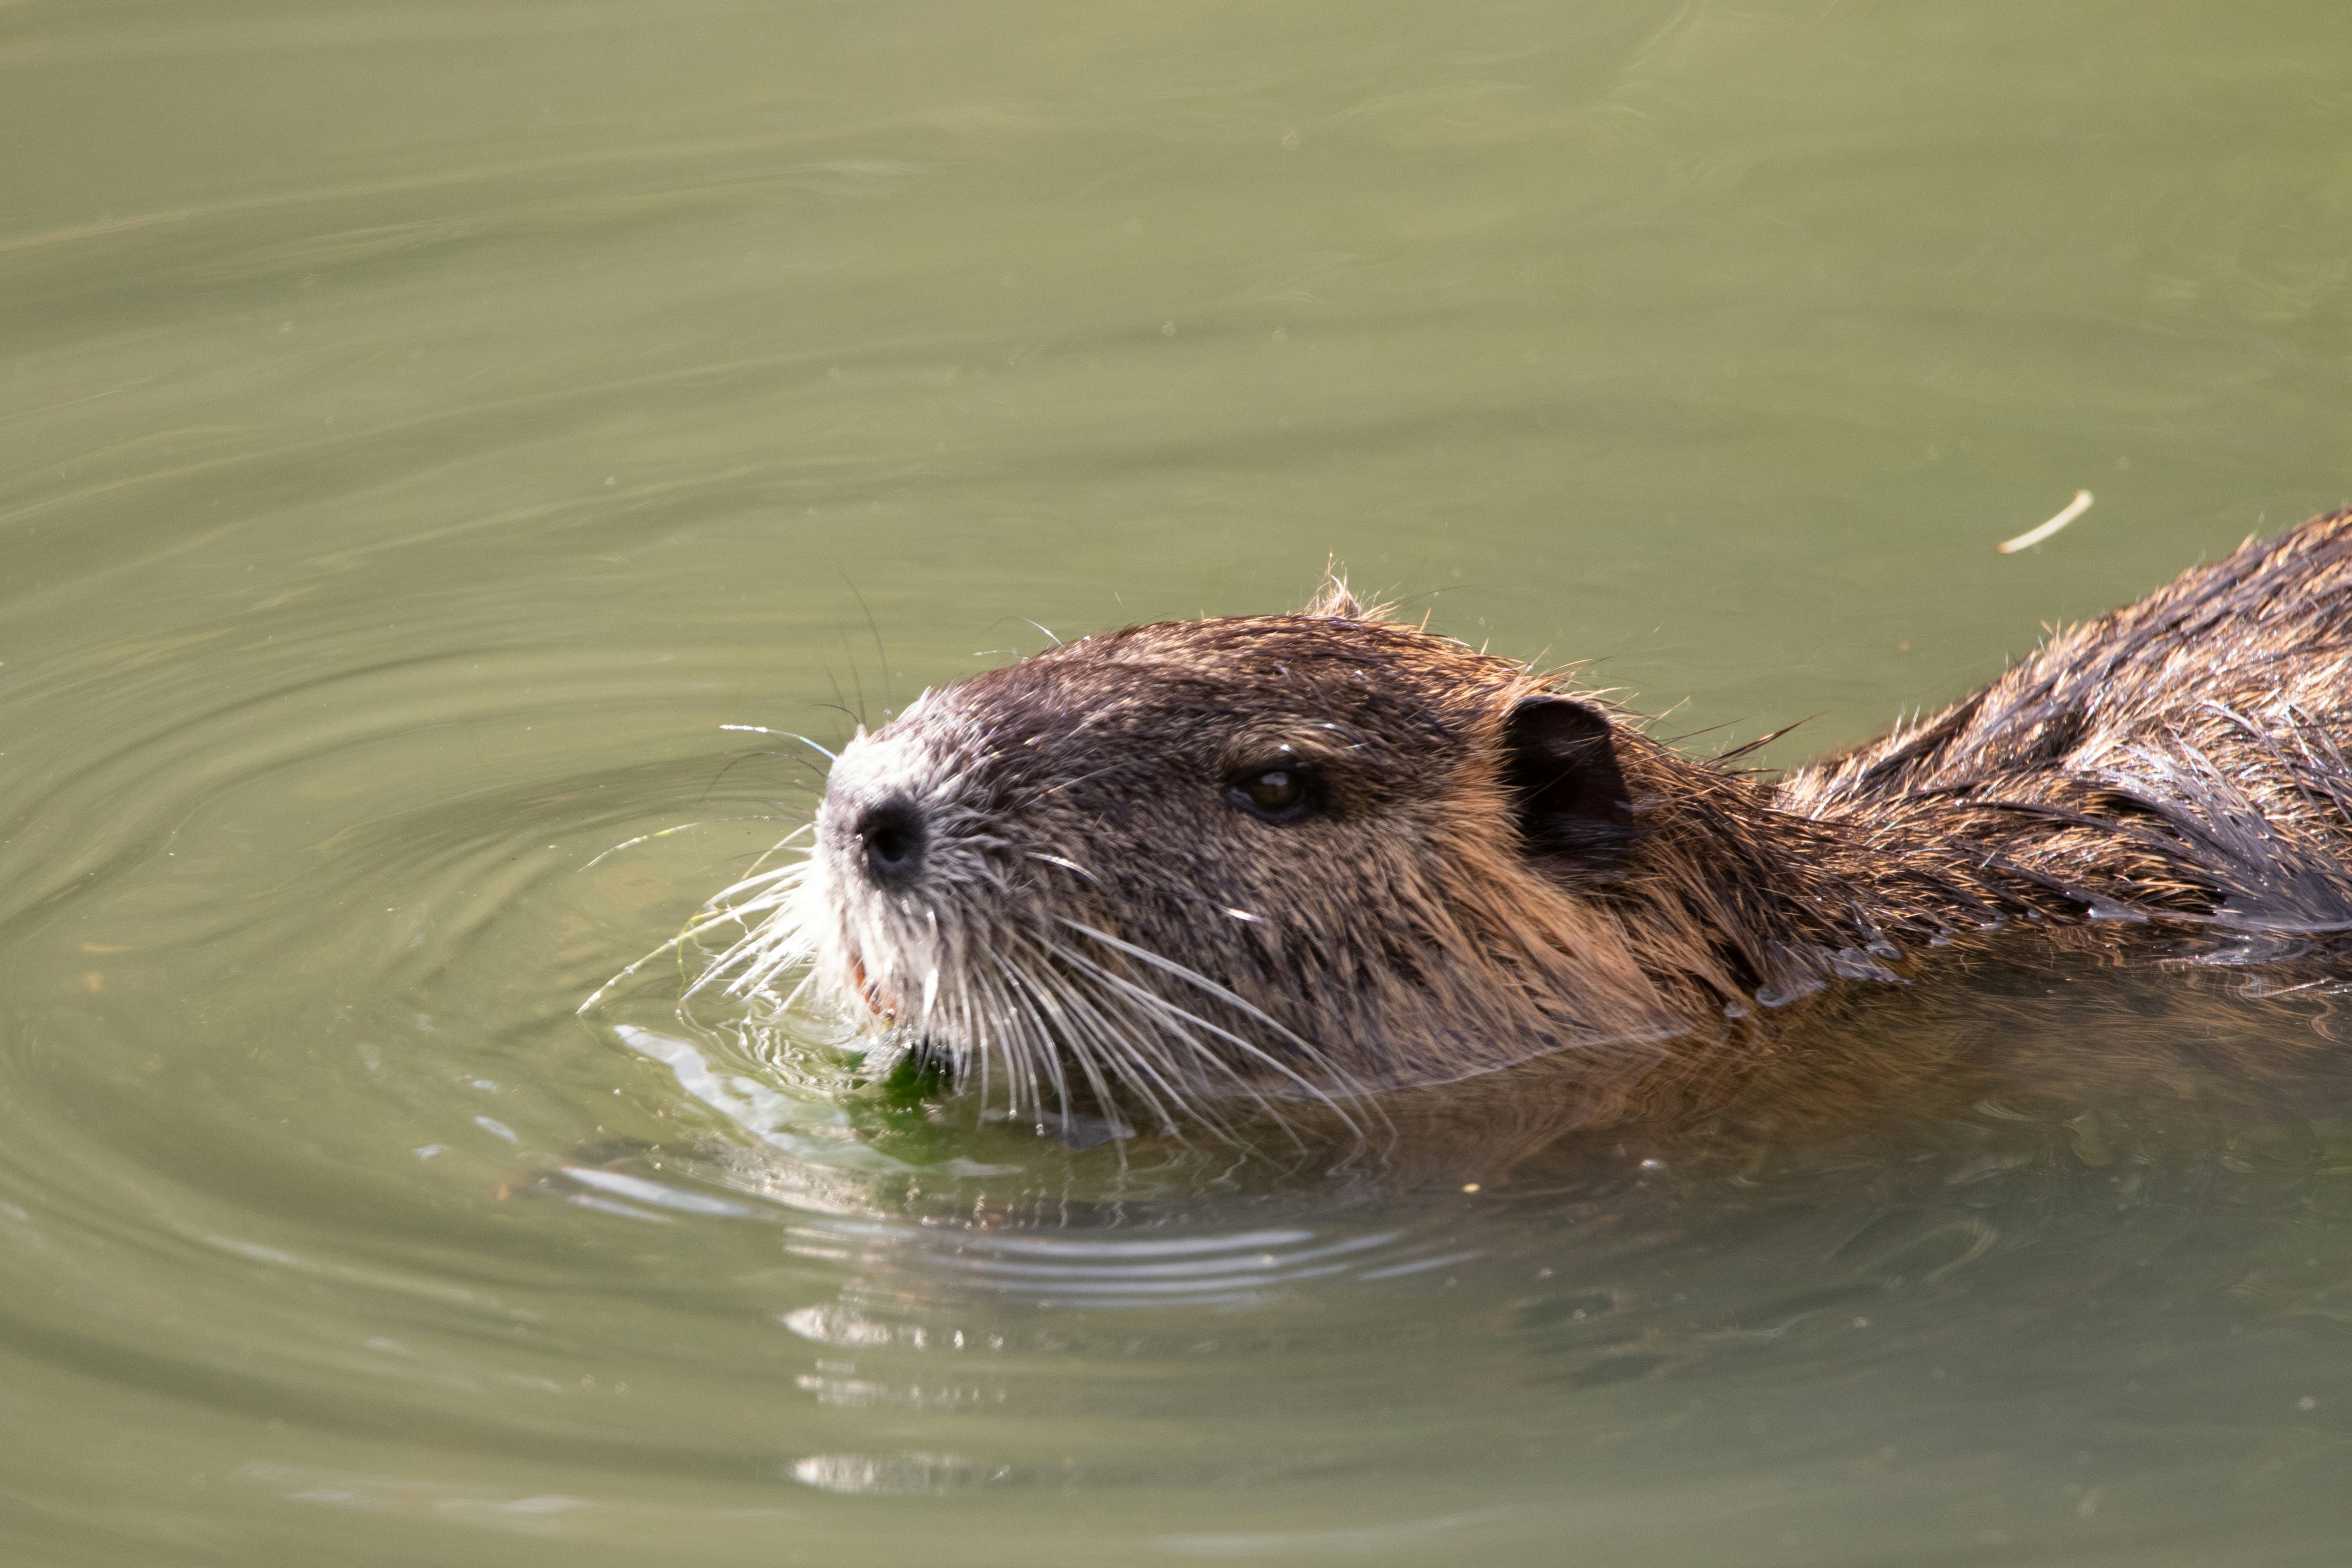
[679,512,2352,1139]
[701,586,1722,1133]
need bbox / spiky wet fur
[696,510,2352,1134]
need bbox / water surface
[4,1,2351,1562]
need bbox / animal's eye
[1225,764,1320,824]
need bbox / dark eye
[1225,764,1320,824]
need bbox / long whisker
[1008,938,1200,1144]
[980,958,1043,1126]
[995,949,1148,1147]
[990,949,1118,1134]
[1046,939,1360,1144]
[704,822,815,891]
[971,959,1047,1125]
[1033,934,1255,1102]
[1021,758,1134,805]
[721,726,840,764]
[1012,959,1072,1126]
[1056,918,1382,1113]
[1031,943,1251,1147]
[1090,974,1316,1152]
[1042,954,1207,1134]
[576,927,696,1012]
[690,868,818,999]
[581,833,817,1011]
[579,818,772,873]
[707,839,815,900]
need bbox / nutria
[690,509,2352,1139]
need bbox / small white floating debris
[1999,489,2095,554]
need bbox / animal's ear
[1502,695,1636,854]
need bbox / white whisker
[1047,939,1362,1144]
[720,726,840,763]
[998,942,1201,1145]
[990,950,1117,1135]
[575,927,695,1013]
[1057,918,1382,1121]
[1038,959,1206,1140]
[1025,852,1103,886]
[1031,934,1257,1136]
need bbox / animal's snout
[853,796,927,889]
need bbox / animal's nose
[853,797,926,889]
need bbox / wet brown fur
[736,509,2352,1136]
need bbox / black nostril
[868,821,914,865]
[854,799,925,888]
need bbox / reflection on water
[6,0,2352,1562]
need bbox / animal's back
[1779,510,2352,928]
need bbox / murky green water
[6,1,2352,1562]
